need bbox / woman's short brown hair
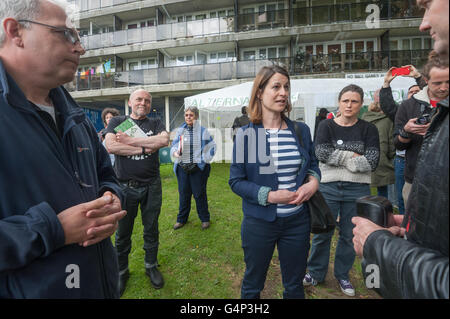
[248,65,292,124]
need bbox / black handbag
[179,162,200,174]
[293,122,336,234]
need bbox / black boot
[119,269,130,297]
[145,266,164,289]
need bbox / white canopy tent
[184,76,417,162]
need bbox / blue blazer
[229,118,320,222]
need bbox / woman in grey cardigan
[303,84,380,297]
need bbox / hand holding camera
[402,117,431,138]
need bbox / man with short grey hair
[105,88,169,296]
[0,0,126,298]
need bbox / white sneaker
[338,279,355,296]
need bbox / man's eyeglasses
[18,20,81,45]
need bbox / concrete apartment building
[66,0,430,132]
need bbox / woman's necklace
[265,120,283,134]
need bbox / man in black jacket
[352,0,449,299]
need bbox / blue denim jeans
[241,210,311,299]
[394,156,406,215]
[307,181,370,282]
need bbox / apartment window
[209,51,235,63]
[128,62,138,70]
[186,16,192,22]
[412,38,422,50]
[243,50,256,60]
[390,36,431,50]
[268,48,277,59]
[259,49,267,59]
[210,12,217,18]
[127,24,137,29]
[195,14,207,20]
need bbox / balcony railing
[66,50,429,92]
[78,0,423,51]
[81,17,234,50]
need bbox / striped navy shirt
[267,128,304,217]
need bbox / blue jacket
[0,59,123,298]
[170,122,216,174]
[229,118,320,222]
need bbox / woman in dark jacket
[229,65,321,299]
[170,107,216,230]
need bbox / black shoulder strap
[293,121,304,148]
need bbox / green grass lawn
[119,163,379,299]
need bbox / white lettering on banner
[65,264,80,289]
[365,264,380,289]
[365,4,380,29]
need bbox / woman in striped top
[229,65,320,299]
[171,107,216,230]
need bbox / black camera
[415,113,431,125]
[356,196,393,227]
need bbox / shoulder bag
[293,122,336,234]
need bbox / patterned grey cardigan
[314,118,380,184]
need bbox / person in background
[105,89,169,296]
[99,107,120,141]
[170,107,216,230]
[0,0,126,298]
[352,0,448,299]
[229,65,320,299]
[232,106,250,142]
[304,84,379,297]
[362,90,395,199]
[100,107,120,165]
[314,108,328,140]
[380,65,426,122]
[393,55,448,204]
[379,66,425,214]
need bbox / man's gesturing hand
[58,194,126,247]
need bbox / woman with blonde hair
[229,65,320,298]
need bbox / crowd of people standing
[0,0,447,300]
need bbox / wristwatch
[399,128,412,139]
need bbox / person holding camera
[394,56,448,203]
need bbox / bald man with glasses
[0,0,126,298]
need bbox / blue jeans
[394,156,406,215]
[307,182,370,282]
[176,164,211,223]
[241,211,311,299]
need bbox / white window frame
[241,45,288,61]
[389,36,432,51]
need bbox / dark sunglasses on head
[18,19,81,45]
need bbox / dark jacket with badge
[0,59,123,298]
[394,87,436,183]
[362,98,448,299]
